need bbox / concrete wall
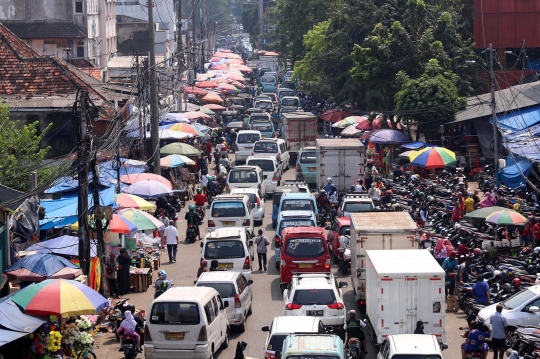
[117,20,170,57]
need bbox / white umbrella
[340,124,361,136]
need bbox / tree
[0,103,61,192]
[394,59,466,134]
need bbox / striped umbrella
[408,147,456,169]
[117,208,165,230]
[485,210,528,226]
[168,123,204,136]
[160,154,195,168]
[115,193,156,210]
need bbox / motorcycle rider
[328,184,339,204]
[323,177,333,193]
[207,176,222,195]
[460,321,490,359]
[219,154,231,171]
[155,270,171,291]
[344,310,368,355]
[185,204,202,241]
[193,187,208,211]
[317,189,330,211]
[125,304,145,349]
[381,190,392,206]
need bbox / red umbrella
[353,116,371,130]
[320,109,351,123]
[183,86,208,96]
[196,81,219,88]
[360,131,373,141]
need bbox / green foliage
[0,103,61,192]
[242,2,259,37]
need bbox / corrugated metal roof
[0,94,103,108]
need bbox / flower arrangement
[76,316,92,331]
[81,315,98,326]
[76,332,94,347]
[62,323,80,347]
[46,331,62,353]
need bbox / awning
[490,105,540,132]
[499,155,533,188]
[25,235,98,257]
[401,142,436,150]
[0,295,45,346]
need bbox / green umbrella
[160,142,199,157]
[463,206,517,221]
[199,107,215,115]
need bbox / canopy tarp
[0,294,45,345]
[499,155,533,188]
[25,235,98,257]
[491,104,540,132]
[401,142,436,150]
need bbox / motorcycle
[346,327,365,359]
[121,333,140,359]
[108,298,130,340]
[186,224,197,243]
[195,205,205,223]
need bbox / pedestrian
[158,210,168,249]
[164,220,179,262]
[496,191,507,208]
[204,140,213,164]
[533,218,540,247]
[106,253,119,298]
[464,193,475,213]
[364,163,374,189]
[472,274,491,306]
[117,248,131,295]
[414,321,424,334]
[472,190,481,205]
[442,251,458,298]
[456,256,474,294]
[513,198,523,213]
[433,239,447,266]
[490,304,509,359]
[197,260,209,277]
[255,229,269,271]
[419,232,433,249]
[518,218,532,247]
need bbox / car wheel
[248,300,253,315]
[238,315,246,333]
[221,328,229,349]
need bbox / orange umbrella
[231,81,244,88]
[181,111,211,120]
[213,78,232,84]
[183,86,208,96]
[202,92,224,103]
[234,65,252,72]
[120,173,172,188]
[226,58,245,65]
[195,81,219,88]
[203,104,226,110]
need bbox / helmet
[189,204,195,211]
[327,177,332,183]
[348,310,356,317]
[500,270,508,282]
[503,283,512,293]
[320,189,326,196]
[535,247,540,255]
[158,270,167,279]
[427,196,434,202]
[207,175,215,182]
[493,270,501,277]
[482,249,489,258]
[473,248,482,256]
[418,192,425,197]
[408,184,414,190]
[528,265,537,274]
[126,304,136,313]
[512,278,521,288]
[231,129,235,134]
[385,190,392,196]
[196,187,203,194]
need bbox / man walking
[255,229,269,271]
[490,304,508,359]
[164,220,179,262]
[106,254,119,298]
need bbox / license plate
[245,146,253,149]
[306,310,324,316]
[123,344,134,348]
[262,135,267,138]
[165,332,185,339]
[308,167,316,171]
[218,263,233,269]
[222,221,236,226]
[298,263,313,268]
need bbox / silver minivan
[235,130,261,163]
[195,271,253,332]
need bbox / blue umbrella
[4,253,82,282]
[368,129,411,144]
[401,142,437,150]
[122,179,173,198]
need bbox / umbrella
[123,180,173,198]
[402,142,436,150]
[108,214,138,234]
[160,142,199,156]
[225,58,245,65]
[10,279,109,317]
[355,117,372,130]
[195,81,219,88]
[408,147,457,169]
[201,92,224,103]
[160,154,196,168]
[115,193,156,210]
[199,106,215,115]
[217,83,238,91]
[209,64,228,70]
[464,207,517,221]
[120,173,173,188]
[181,111,211,120]
[340,124,362,136]
[203,104,226,111]
[233,65,252,72]
[183,86,208,96]
[368,129,411,144]
[225,74,245,82]
[398,150,415,158]
[264,51,279,56]
[126,128,193,140]
[168,123,205,136]
[4,253,82,282]
[360,131,373,141]
[333,116,367,128]
[25,236,98,258]
[320,109,351,123]
[117,208,165,230]
[485,210,528,225]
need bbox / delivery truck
[316,139,365,193]
[281,112,317,162]
[365,250,446,344]
[350,212,417,313]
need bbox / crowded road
[98,152,464,359]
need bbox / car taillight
[197,325,208,341]
[349,338,359,344]
[208,220,215,227]
[256,197,261,205]
[296,163,302,172]
[265,352,277,359]
[285,303,302,310]
[234,294,241,308]
[243,256,251,269]
[125,335,132,341]
[275,235,281,247]
[273,170,278,181]
[324,258,330,269]
[327,302,344,309]
[242,219,250,226]
[144,324,152,342]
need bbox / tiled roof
[1,21,87,39]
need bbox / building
[0,0,117,80]
[116,15,171,60]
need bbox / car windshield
[252,122,273,132]
[279,219,315,236]
[211,201,246,217]
[262,77,276,82]
[237,134,260,143]
[196,283,236,298]
[150,302,200,325]
[343,203,373,212]
[229,169,259,183]
[503,288,537,310]
[339,226,350,236]
[282,199,314,212]
[293,289,336,305]
[268,334,288,351]
[251,115,269,122]
[287,357,339,359]
[247,159,275,172]
[281,99,299,107]
[204,240,245,259]
[285,238,325,258]
[254,142,278,153]
[300,151,316,164]
[282,82,296,90]
[257,102,273,109]
[279,91,294,99]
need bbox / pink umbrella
[196,81,219,88]
[225,74,245,82]
[120,173,172,188]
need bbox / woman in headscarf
[414,320,425,334]
[117,248,131,296]
[433,239,447,265]
[478,192,496,208]
[197,260,209,277]
[117,311,141,352]
[442,238,454,255]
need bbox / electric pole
[176,0,184,112]
[148,0,161,175]
[489,42,500,188]
[200,0,207,73]
[135,50,145,160]
[76,88,90,275]
[90,150,107,297]
[259,0,263,36]
[192,0,196,69]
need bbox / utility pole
[76,88,90,275]
[191,0,196,69]
[489,43,500,188]
[259,0,263,36]
[135,50,145,160]
[90,150,108,297]
[148,0,161,175]
[176,0,184,112]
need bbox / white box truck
[350,212,417,313]
[316,139,364,193]
[282,112,317,162]
[365,250,446,344]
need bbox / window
[254,142,278,153]
[252,122,273,132]
[247,159,275,172]
[503,289,536,310]
[211,201,246,217]
[237,133,260,143]
[150,302,200,325]
[293,289,335,305]
[343,202,373,212]
[300,151,316,164]
[204,301,215,324]
[229,169,259,183]
[339,225,350,236]
[279,219,315,236]
[242,276,249,289]
[76,42,84,57]
[380,340,389,359]
[267,334,287,351]
[211,296,219,317]
[285,238,325,258]
[524,298,540,312]
[204,240,246,259]
[281,98,299,107]
[75,0,83,13]
[196,283,235,298]
[280,143,287,153]
[282,199,314,212]
[330,221,338,232]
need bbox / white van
[200,227,255,280]
[226,165,267,197]
[246,155,281,193]
[252,138,290,172]
[235,130,261,163]
[195,271,253,332]
[145,287,230,359]
[376,334,447,359]
[207,195,254,234]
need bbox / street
[95,153,465,359]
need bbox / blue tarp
[0,294,45,345]
[401,142,436,150]
[504,137,540,162]
[25,235,98,257]
[40,186,116,229]
[491,105,540,132]
[499,155,533,189]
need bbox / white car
[226,165,267,197]
[478,285,540,332]
[282,273,348,334]
[246,155,281,193]
[230,188,265,225]
[338,193,374,217]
